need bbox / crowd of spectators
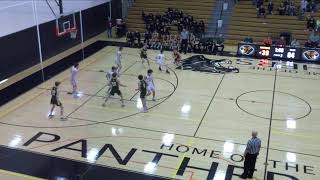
[254,0,318,18]
[126,8,225,55]
[126,30,225,55]
[142,8,205,37]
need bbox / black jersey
[109,77,122,96]
[51,86,58,98]
[140,80,147,98]
[140,47,147,58]
[50,86,61,106]
[110,77,119,91]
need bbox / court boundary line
[66,61,138,118]
[263,69,278,180]
[193,73,226,137]
[240,71,320,81]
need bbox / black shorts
[140,54,147,59]
[110,89,122,96]
[140,92,147,99]
[50,97,62,106]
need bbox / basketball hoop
[69,29,78,39]
[55,11,77,37]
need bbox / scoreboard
[270,47,301,60]
[237,43,317,62]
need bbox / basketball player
[70,63,79,97]
[115,46,123,73]
[106,66,118,80]
[105,66,118,95]
[145,69,156,101]
[156,49,170,74]
[137,75,148,113]
[103,73,126,107]
[173,48,182,66]
[49,81,66,120]
[140,44,150,67]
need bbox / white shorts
[71,79,77,86]
[147,84,155,92]
[157,59,164,65]
[115,60,122,66]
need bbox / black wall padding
[0,2,110,81]
[0,27,40,80]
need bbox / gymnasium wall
[0,2,110,81]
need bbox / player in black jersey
[136,75,148,113]
[140,44,150,67]
[48,81,66,120]
[103,73,126,107]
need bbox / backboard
[55,12,77,37]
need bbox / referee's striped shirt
[246,137,261,154]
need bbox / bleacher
[126,0,215,34]
[226,0,318,45]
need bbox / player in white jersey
[156,49,170,74]
[70,63,79,98]
[106,66,118,80]
[115,47,123,73]
[145,69,156,101]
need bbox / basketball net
[69,29,78,39]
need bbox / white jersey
[146,74,155,92]
[115,51,122,65]
[106,70,114,80]
[156,53,165,65]
[70,66,78,84]
[145,74,154,87]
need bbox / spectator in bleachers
[300,0,307,13]
[316,19,320,31]
[290,38,300,47]
[134,31,141,46]
[275,36,286,46]
[243,35,254,43]
[116,19,127,37]
[144,31,151,43]
[278,3,286,15]
[181,28,190,54]
[256,0,264,9]
[309,31,320,46]
[258,5,267,18]
[199,20,206,37]
[287,3,297,16]
[267,1,274,14]
[304,40,313,47]
[262,35,273,46]
[213,34,225,55]
[306,15,316,30]
[127,32,134,47]
[306,0,316,12]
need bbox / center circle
[236,90,311,121]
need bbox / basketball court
[0,46,319,179]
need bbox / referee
[240,131,261,179]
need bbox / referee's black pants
[181,39,188,54]
[241,153,258,178]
